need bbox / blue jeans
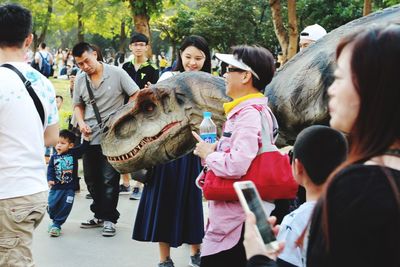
[47,189,75,228]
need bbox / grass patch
[49,78,73,130]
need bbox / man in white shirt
[0,3,59,266]
[34,42,53,77]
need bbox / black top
[247,164,400,267]
[122,59,159,89]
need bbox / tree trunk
[77,2,84,43]
[255,3,269,40]
[269,0,288,62]
[171,42,177,67]
[287,0,298,60]
[32,0,53,52]
[133,14,153,57]
[363,0,372,16]
[118,20,127,53]
[37,0,53,45]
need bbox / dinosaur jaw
[106,121,181,163]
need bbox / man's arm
[44,123,59,147]
[119,68,139,101]
[128,90,139,102]
[74,103,91,136]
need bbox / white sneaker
[102,221,116,237]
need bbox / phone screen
[241,187,276,245]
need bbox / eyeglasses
[226,67,246,73]
[132,43,147,47]
[288,149,294,165]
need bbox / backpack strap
[1,64,45,126]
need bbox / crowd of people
[0,3,399,267]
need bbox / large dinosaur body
[101,5,400,173]
[267,5,400,144]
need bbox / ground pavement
[32,184,201,267]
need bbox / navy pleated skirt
[132,153,204,247]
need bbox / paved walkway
[32,189,195,267]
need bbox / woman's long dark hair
[174,35,211,73]
[320,23,400,247]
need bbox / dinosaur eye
[176,93,185,105]
[141,100,156,113]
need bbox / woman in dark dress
[133,35,212,267]
[244,24,400,267]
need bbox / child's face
[129,42,148,57]
[56,97,63,110]
[55,137,74,155]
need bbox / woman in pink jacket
[193,45,276,267]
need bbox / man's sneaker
[80,218,103,228]
[189,252,201,267]
[119,184,131,194]
[158,257,174,267]
[102,221,116,237]
[129,187,142,200]
[49,226,61,237]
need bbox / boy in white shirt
[276,125,348,267]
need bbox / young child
[276,125,348,266]
[47,130,90,237]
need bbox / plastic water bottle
[199,111,217,166]
[199,111,217,144]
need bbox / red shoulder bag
[199,105,298,201]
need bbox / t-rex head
[101,71,229,173]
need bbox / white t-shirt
[35,50,52,70]
[0,62,59,199]
[276,201,316,267]
[158,71,179,82]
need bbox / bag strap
[1,64,45,126]
[85,75,102,124]
[251,105,279,154]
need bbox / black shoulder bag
[1,64,45,126]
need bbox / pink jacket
[202,97,272,257]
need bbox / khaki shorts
[0,191,47,267]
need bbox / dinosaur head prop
[101,71,229,173]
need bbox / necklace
[384,149,400,158]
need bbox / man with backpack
[34,42,53,78]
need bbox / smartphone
[234,181,279,253]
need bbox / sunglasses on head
[226,67,246,73]
[288,149,294,165]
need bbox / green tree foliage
[153,5,195,61]
[191,0,276,52]
[296,0,399,32]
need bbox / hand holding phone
[234,181,279,253]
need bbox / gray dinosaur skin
[267,4,400,145]
[102,5,400,173]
